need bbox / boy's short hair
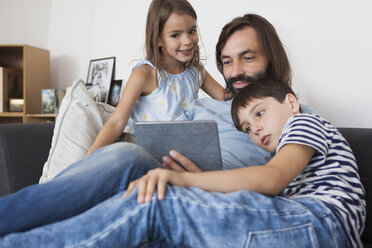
[231,78,298,132]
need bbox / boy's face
[237,94,300,153]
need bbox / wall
[0,0,371,128]
[0,0,51,48]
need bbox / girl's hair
[145,0,202,84]
[231,78,298,132]
[216,14,292,87]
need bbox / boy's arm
[124,144,315,203]
[182,144,315,195]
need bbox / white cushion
[39,79,115,183]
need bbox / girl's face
[158,12,198,73]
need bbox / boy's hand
[122,168,188,203]
[162,150,203,173]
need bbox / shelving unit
[0,45,50,123]
[25,113,57,123]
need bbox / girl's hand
[162,150,203,173]
[122,168,188,203]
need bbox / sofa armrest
[0,123,54,196]
[338,127,372,246]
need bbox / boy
[230,78,366,247]
[125,78,365,247]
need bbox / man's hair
[216,14,292,87]
[145,0,202,84]
[231,78,298,132]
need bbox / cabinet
[0,45,50,123]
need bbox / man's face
[220,27,269,95]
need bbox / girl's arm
[200,70,226,100]
[86,65,156,156]
[124,144,315,203]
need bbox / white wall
[0,0,371,128]
[0,0,51,48]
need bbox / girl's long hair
[145,0,202,85]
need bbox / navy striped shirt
[277,114,366,247]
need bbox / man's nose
[230,61,245,78]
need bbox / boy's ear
[285,93,300,114]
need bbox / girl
[86,0,225,155]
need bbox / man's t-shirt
[277,113,366,247]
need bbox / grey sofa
[0,123,371,246]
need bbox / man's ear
[285,93,300,114]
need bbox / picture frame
[86,57,115,103]
[41,89,66,114]
[107,79,123,107]
[41,89,57,114]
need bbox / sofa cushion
[39,79,115,183]
[0,123,54,196]
[338,128,372,245]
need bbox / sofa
[0,122,371,246]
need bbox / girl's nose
[182,34,193,46]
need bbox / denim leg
[0,143,160,236]
[1,186,347,248]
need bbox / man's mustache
[226,75,258,86]
[225,72,267,97]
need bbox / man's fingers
[169,150,203,172]
[162,156,185,172]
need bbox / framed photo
[107,79,123,107]
[86,57,115,103]
[41,89,66,113]
[41,89,57,114]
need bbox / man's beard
[226,71,266,97]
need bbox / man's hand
[122,168,188,203]
[162,150,203,173]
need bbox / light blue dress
[130,60,203,122]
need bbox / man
[1,14,347,248]
[175,14,313,170]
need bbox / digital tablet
[134,120,222,171]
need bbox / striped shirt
[277,114,366,247]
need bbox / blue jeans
[0,142,160,236]
[0,143,347,247]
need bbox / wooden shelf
[0,112,23,117]
[26,113,57,123]
[0,45,50,123]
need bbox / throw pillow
[39,79,116,183]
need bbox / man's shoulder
[179,98,231,120]
[190,98,232,111]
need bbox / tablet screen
[134,120,222,171]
